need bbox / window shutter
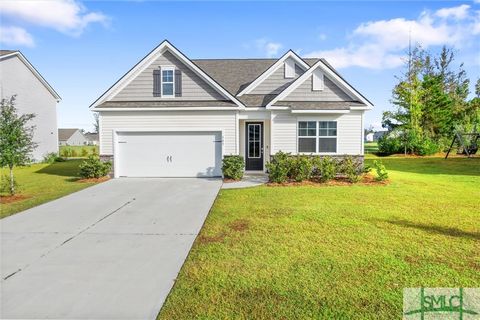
[175,69,182,97]
[153,69,161,97]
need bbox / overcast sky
[1,0,479,131]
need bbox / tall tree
[0,96,37,195]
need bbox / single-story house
[58,128,87,146]
[84,132,99,146]
[0,50,61,161]
[90,40,373,178]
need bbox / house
[90,40,373,178]
[84,132,99,146]
[373,130,388,141]
[365,132,374,142]
[58,128,87,146]
[0,50,61,161]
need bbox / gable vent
[284,59,295,78]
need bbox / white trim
[98,112,103,155]
[91,107,240,111]
[291,109,350,114]
[267,106,290,110]
[284,58,295,78]
[235,111,240,155]
[266,59,374,109]
[1,51,61,101]
[312,69,324,91]
[90,40,245,108]
[237,50,309,96]
[160,66,175,98]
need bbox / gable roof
[0,51,61,101]
[90,40,245,109]
[266,59,374,109]
[58,128,82,141]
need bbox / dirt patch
[223,178,241,183]
[0,194,29,204]
[267,174,389,187]
[76,176,110,183]
[197,232,226,244]
[229,219,250,232]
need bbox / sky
[1,0,479,132]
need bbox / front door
[245,122,264,170]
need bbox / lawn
[159,157,480,319]
[364,141,379,154]
[0,160,100,218]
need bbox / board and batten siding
[280,76,352,101]
[99,111,237,155]
[250,59,304,95]
[112,50,225,101]
[271,110,364,155]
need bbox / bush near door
[222,156,245,180]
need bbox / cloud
[318,33,327,41]
[305,4,480,69]
[0,26,35,47]
[255,39,283,58]
[0,0,109,36]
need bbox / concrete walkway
[0,178,222,320]
[222,174,268,189]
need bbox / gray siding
[250,59,304,95]
[0,55,58,161]
[112,50,225,101]
[280,75,352,101]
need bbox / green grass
[159,157,480,319]
[1,160,100,218]
[59,145,98,158]
[365,141,379,154]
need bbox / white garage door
[116,131,222,177]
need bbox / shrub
[222,155,244,180]
[79,155,112,179]
[378,135,403,155]
[414,138,439,156]
[341,156,362,183]
[312,156,338,182]
[91,148,98,156]
[81,148,89,157]
[0,174,18,195]
[373,160,388,181]
[42,152,59,164]
[71,149,78,157]
[61,147,72,158]
[289,155,313,182]
[266,151,292,183]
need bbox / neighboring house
[373,130,388,141]
[84,132,99,146]
[365,132,374,142]
[0,50,61,161]
[58,128,87,146]
[90,40,373,178]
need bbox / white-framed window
[298,121,337,153]
[248,123,261,158]
[161,66,174,97]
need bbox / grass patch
[1,160,101,218]
[59,145,98,158]
[158,157,480,319]
[364,141,379,154]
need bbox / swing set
[445,129,479,159]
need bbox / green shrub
[373,160,388,181]
[61,147,72,158]
[0,174,18,195]
[289,155,313,182]
[91,148,98,156]
[79,155,112,179]
[222,155,244,180]
[71,149,78,157]
[341,156,362,183]
[81,148,89,157]
[378,135,402,154]
[415,138,439,156]
[313,156,338,182]
[42,152,59,164]
[266,151,292,183]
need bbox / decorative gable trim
[90,40,244,109]
[1,51,61,101]
[237,50,309,96]
[266,59,374,109]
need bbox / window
[298,121,337,153]
[248,124,261,158]
[161,67,174,97]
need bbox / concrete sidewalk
[0,178,221,320]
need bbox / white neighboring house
[0,50,61,161]
[84,132,99,146]
[91,40,373,178]
[365,132,374,142]
[58,129,87,146]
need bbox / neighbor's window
[298,121,337,153]
[161,68,174,97]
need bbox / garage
[115,131,222,177]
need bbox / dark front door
[245,122,263,170]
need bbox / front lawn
[0,160,100,218]
[159,157,480,319]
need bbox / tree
[93,113,99,134]
[0,96,37,195]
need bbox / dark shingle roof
[84,132,99,141]
[273,101,366,110]
[192,58,319,96]
[237,94,277,107]
[58,128,81,141]
[97,100,238,108]
[0,50,17,57]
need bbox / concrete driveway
[0,178,222,320]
